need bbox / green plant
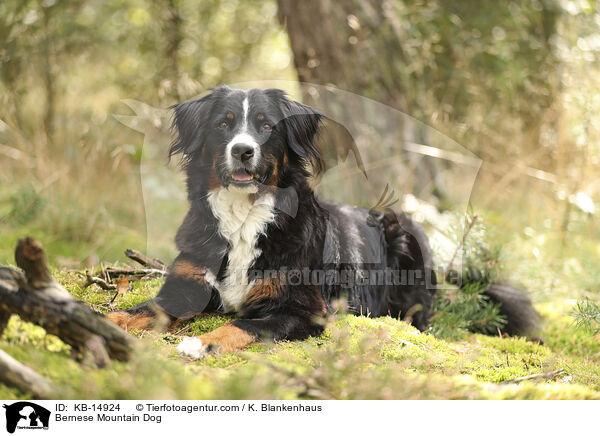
[3,184,46,225]
[573,298,600,336]
[430,213,507,339]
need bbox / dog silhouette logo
[2,402,50,433]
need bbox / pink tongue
[232,171,252,181]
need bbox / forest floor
[1,263,599,400]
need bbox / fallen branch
[500,368,566,384]
[124,249,166,271]
[104,267,167,278]
[0,349,57,399]
[83,265,165,295]
[0,237,136,370]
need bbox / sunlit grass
[1,265,599,399]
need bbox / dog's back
[318,200,436,330]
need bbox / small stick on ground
[83,271,117,290]
[500,368,565,384]
[124,249,167,271]
[104,267,167,278]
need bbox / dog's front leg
[106,253,221,331]
[177,312,324,358]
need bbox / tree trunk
[163,0,182,101]
[42,5,56,147]
[278,0,444,203]
[278,0,408,110]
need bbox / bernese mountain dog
[107,86,538,356]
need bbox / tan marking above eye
[257,114,264,121]
[226,112,234,119]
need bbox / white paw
[177,337,207,359]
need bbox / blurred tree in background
[279,0,577,207]
[280,0,560,135]
[0,0,598,268]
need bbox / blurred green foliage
[0,0,598,294]
[0,0,295,264]
[3,183,46,225]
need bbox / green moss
[539,301,600,359]
[2,262,600,399]
[182,315,233,335]
[2,307,600,399]
[59,270,163,313]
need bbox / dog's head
[170,86,324,194]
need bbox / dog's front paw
[105,311,156,331]
[177,337,207,359]
[177,325,256,358]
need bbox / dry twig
[124,249,167,270]
[500,368,565,384]
[84,271,117,290]
[104,267,167,278]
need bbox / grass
[1,264,599,400]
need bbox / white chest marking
[207,187,275,312]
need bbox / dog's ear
[170,94,213,158]
[170,87,229,158]
[268,89,324,175]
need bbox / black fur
[484,283,541,336]
[112,86,538,343]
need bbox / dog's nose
[231,143,255,162]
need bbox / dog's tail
[483,283,541,336]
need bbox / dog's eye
[217,121,228,129]
[262,123,272,131]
